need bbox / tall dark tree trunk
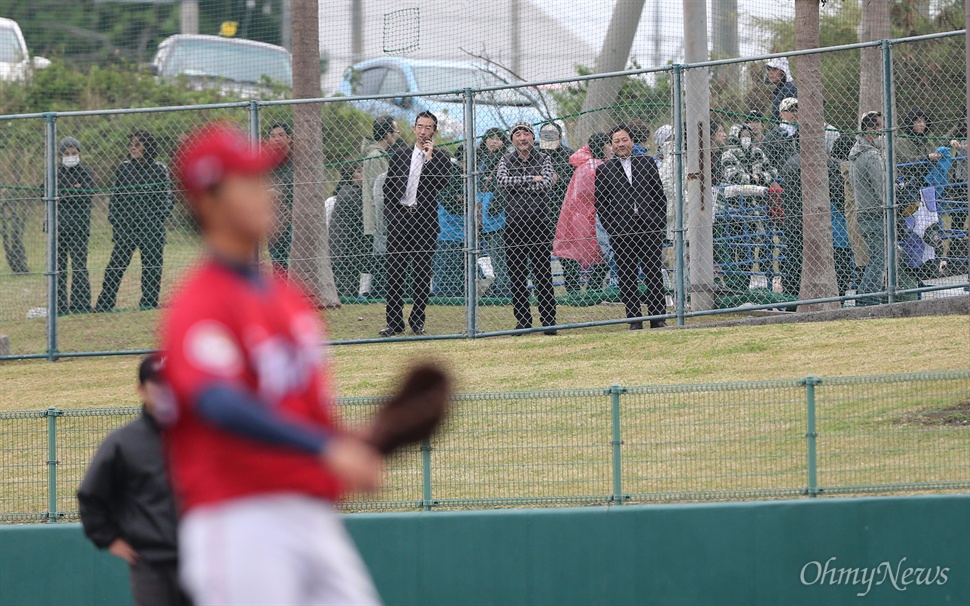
[795,0,839,311]
[859,0,891,120]
[289,0,339,307]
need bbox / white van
[0,18,49,82]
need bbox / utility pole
[351,0,363,65]
[181,0,199,35]
[281,0,292,50]
[510,0,522,75]
[574,0,646,147]
[712,0,739,82]
[683,0,715,311]
[651,0,661,68]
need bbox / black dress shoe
[378,326,405,337]
[410,324,426,336]
[650,320,667,329]
[629,321,644,331]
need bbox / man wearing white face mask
[51,137,96,313]
[849,111,887,306]
[720,124,776,186]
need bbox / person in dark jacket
[329,162,369,299]
[765,56,798,122]
[594,124,668,330]
[54,137,95,314]
[267,121,294,272]
[96,130,173,311]
[379,111,452,337]
[78,355,192,606]
[539,122,579,292]
[496,121,558,334]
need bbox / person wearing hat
[496,121,558,335]
[162,124,383,605]
[266,121,294,272]
[51,136,96,313]
[78,355,192,606]
[745,110,767,145]
[765,56,798,122]
[96,129,173,312]
[763,97,800,172]
[538,122,576,291]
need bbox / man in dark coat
[96,130,173,311]
[267,121,294,272]
[54,137,95,313]
[78,355,192,606]
[379,112,452,337]
[594,124,668,330]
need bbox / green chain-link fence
[2,370,968,522]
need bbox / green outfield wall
[1,495,968,605]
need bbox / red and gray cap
[173,123,284,204]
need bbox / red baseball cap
[173,123,285,203]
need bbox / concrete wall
[1,495,968,605]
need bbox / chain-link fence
[1,371,968,522]
[0,31,967,359]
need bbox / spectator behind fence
[361,116,403,297]
[764,97,800,172]
[329,162,369,299]
[594,124,667,330]
[720,124,777,186]
[539,122,576,292]
[765,56,798,122]
[945,109,968,262]
[479,127,511,298]
[746,110,767,145]
[628,119,652,157]
[52,137,95,314]
[655,125,678,238]
[496,121,558,335]
[78,355,192,606]
[266,121,294,273]
[433,145,467,298]
[779,132,856,298]
[96,130,173,312]
[379,111,451,337]
[849,111,887,306]
[710,119,728,184]
[553,133,610,295]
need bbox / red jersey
[161,258,342,512]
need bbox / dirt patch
[899,399,970,427]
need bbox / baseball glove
[367,364,451,456]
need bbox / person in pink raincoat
[553,132,613,293]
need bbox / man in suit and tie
[379,111,452,337]
[594,125,669,330]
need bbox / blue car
[337,58,552,142]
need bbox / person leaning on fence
[51,137,95,314]
[496,121,558,335]
[78,355,193,606]
[266,121,294,273]
[379,111,452,337]
[360,116,403,297]
[594,124,668,330]
[96,130,173,312]
[329,162,369,300]
[849,111,888,306]
[763,97,800,172]
[765,56,798,123]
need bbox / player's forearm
[195,384,331,454]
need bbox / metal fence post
[421,437,434,511]
[248,100,261,147]
[609,385,626,504]
[45,406,62,521]
[801,376,821,498]
[462,88,479,337]
[671,65,686,326]
[881,40,897,304]
[43,113,59,361]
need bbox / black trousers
[505,216,556,329]
[610,230,666,321]
[129,560,193,606]
[384,213,436,332]
[98,229,165,310]
[56,216,91,313]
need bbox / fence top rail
[3,371,967,418]
[0,30,963,122]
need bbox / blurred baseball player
[162,124,384,605]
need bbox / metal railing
[0,30,967,360]
[2,370,968,522]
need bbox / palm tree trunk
[859,0,891,118]
[795,0,839,311]
[289,0,339,307]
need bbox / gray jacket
[848,136,886,221]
